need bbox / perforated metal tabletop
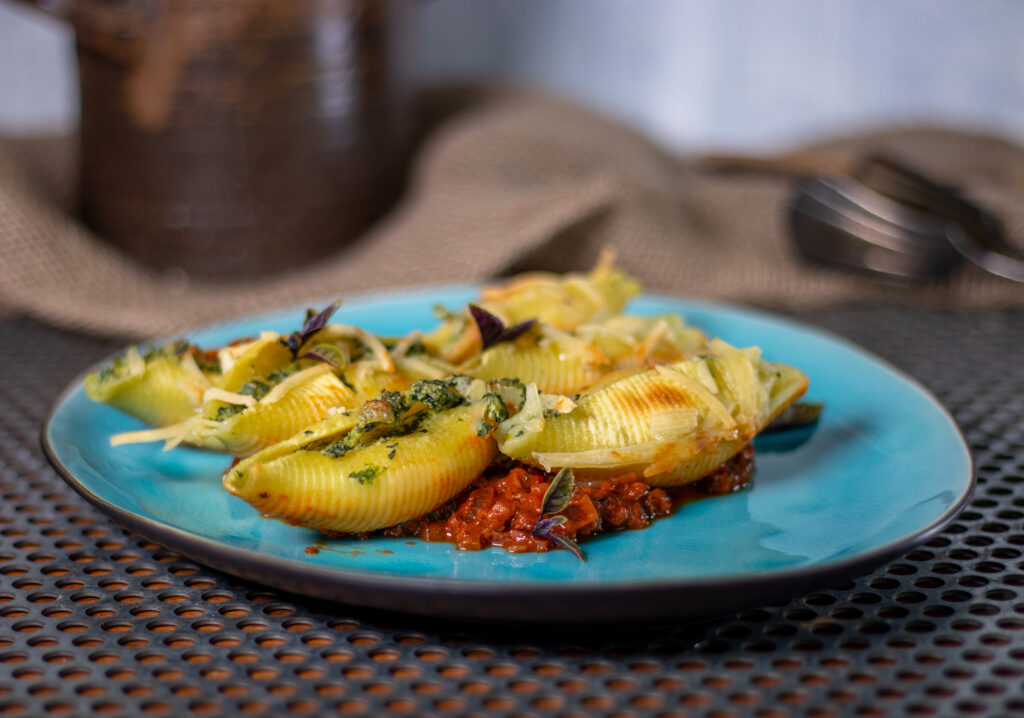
[3,305,1024,717]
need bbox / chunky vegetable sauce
[383,445,755,553]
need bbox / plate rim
[41,287,976,623]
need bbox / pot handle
[15,0,153,63]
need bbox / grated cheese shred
[202,388,257,408]
[125,346,145,378]
[322,324,395,373]
[261,364,334,405]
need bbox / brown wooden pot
[21,0,413,278]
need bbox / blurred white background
[1,0,1022,154]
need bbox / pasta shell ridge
[199,371,356,455]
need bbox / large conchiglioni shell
[459,314,708,396]
[217,335,293,392]
[478,262,640,330]
[85,352,211,427]
[423,255,641,364]
[460,341,609,396]
[200,371,356,455]
[498,341,808,486]
[224,404,497,533]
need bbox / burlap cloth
[3,89,1024,339]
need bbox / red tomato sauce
[383,445,755,553]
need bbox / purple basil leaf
[468,304,536,350]
[533,508,585,562]
[301,300,342,339]
[532,514,566,539]
[540,467,574,516]
[299,343,345,369]
[504,319,536,344]
[280,333,301,356]
[545,532,586,562]
[468,304,505,347]
[280,300,342,358]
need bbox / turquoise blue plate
[43,288,974,624]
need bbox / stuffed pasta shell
[191,365,361,455]
[109,302,430,455]
[84,340,214,427]
[224,379,514,533]
[459,314,707,395]
[423,251,641,363]
[497,339,809,486]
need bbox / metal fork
[788,154,1024,283]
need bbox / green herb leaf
[482,393,508,424]
[214,403,246,422]
[540,467,574,516]
[409,380,466,412]
[533,468,585,562]
[320,380,464,461]
[492,378,527,410]
[239,379,270,400]
[348,464,382,485]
